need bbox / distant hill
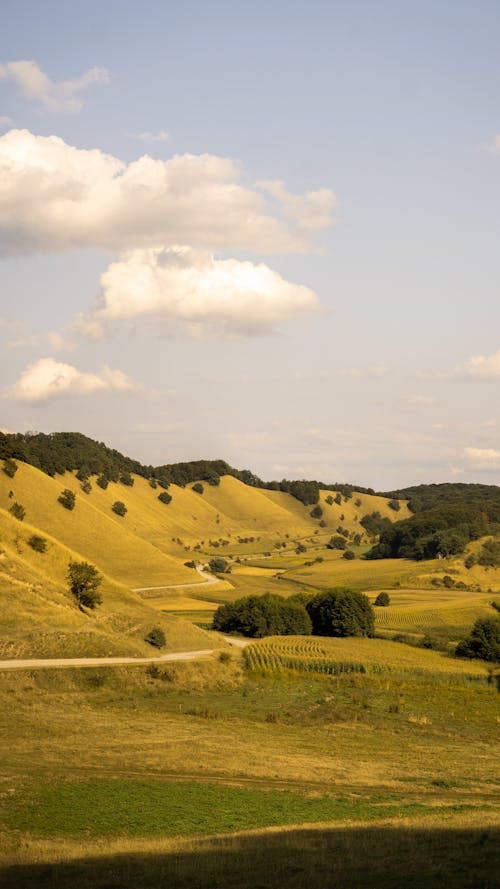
[380,482,500,514]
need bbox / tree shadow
[2,824,499,889]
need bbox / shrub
[325,495,334,506]
[374,591,391,606]
[207,475,220,486]
[67,560,102,610]
[388,499,401,511]
[112,500,127,516]
[342,550,355,560]
[310,505,323,519]
[478,538,500,568]
[145,627,166,649]
[306,588,375,638]
[27,535,47,553]
[213,593,312,638]
[184,560,196,569]
[2,458,18,478]
[295,543,307,554]
[455,617,500,663]
[326,535,347,550]
[149,478,158,489]
[158,491,172,505]
[96,475,109,490]
[464,553,476,569]
[192,482,204,494]
[9,501,25,521]
[81,480,92,494]
[208,557,231,574]
[120,472,134,486]
[58,489,76,510]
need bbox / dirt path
[132,564,220,593]
[0,637,250,671]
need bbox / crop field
[244,635,489,678]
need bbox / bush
[388,499,401,511]
[342,550,355,560]
[310,505,323,519]
[2,458,18,478]
[81,480,92,494]
[213,593,312,638]
[455,617,500,663]
[145,627,166,649]
[158,491,172,505]
[149,478,158,489]
[464,553,476,569]
[96,475,109,490]
[208,557,231,574]
[326,535,347,550]
[325,495,334,506]
[112,501,127,516]
[120,472,134,486]
[192,482,204,494]
[478,538,500,568]
[306,589,375,638]
[9,501,25,521]
[58,489,76,510]
[374,591,391,606]
[184,560,196,569]
[27,535,47,553]
[67,560,102,610]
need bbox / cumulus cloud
[0,129,334,256]
[464,447,500,469]
[0,60,109,112]
[6,358,137,402]
[76,246,319,339]
[133,130,169,143]
[10,330,74,351]
[460,349,500,379]
[257,179,336,232]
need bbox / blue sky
[2,0,500,488]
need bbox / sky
[2,0,500,489]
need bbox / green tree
[192,482,204,494]
[306,589,374,638]
[374,591,390,606]
[9,501,25,521]
[208,557,231,574]
[67,561,103,610]
[58,489,76,510]
[310,505,323,519]
[342,549,355,560]
[326,535,347,550]
[112,501,127,516]
[27,535,47,553]
[145,626,166,648]
[2,458,18,478]
[212,593,312,638]
[158,491,172,505]
[455,617,500,663]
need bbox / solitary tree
[112,500,127,516]
[374,591,391,606]
[67,560,103,610]
[58,489,76,510]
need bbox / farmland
[0,447,499,887]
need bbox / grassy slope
[0,508,223,658]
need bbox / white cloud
[0,129,334,256]
[257,179,336,232]
[0,115,11,126]
[6,358,137,402]
[134,131,169,143]
[460,349,500,379]
[0,60,109,112]
[10,330,75,351]
[464,447,500,469]
[76,245,319,339]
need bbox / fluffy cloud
[10,330,74,351]
[6,358,137,402]
[257,179,336,232]
[460,350,500,379]
[464,447,500,469]
[76,246,319,338]
[0,129,334,256]
[0,60,109,112]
